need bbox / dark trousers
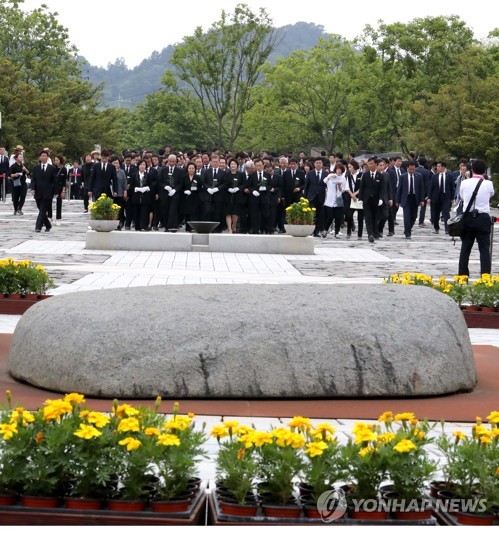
[325,206,344,235]
[260,202,273,234]
[56,195,63,219]
[114,197,125,226]
[343,206,354,235]
[402,195,418,237]
[132,203,151,231]
[238,202,249,233]
[70,184,80,199]
[354,210,364,237]
[458,213,492,276]
[376,202,389,236]
[12,185,27,212]
[161,195,180,230]
[276,202,286,231]
[363,197,379,238]
[309,195,325,234]
[35,199,52,230]
[82,189,89,210]
[418,200,427,224]
[387,204,397,233]
[152,198,162,228]
[125,197,134,228]
[431,196,451,231]
[248,198,261,234]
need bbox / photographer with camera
[458,159,494,277]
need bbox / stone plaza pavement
[0,196,498,482]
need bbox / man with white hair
[238,160,258,233]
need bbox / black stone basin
[187,221,219,234]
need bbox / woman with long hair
[53,155,67,223]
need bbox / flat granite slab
[8,284,476,399]
[85,230,314,254]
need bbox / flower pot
[88,220,118,232]
[151,496,193,513]
[107,499,147,512]
[64,497,103,510]
[0,493,16,506]
[348,506,389,520]
[219,499,258,517]
[456,510,495,526]
[262,502,302,518]
[21,495,60,508]
[284,224,314,237]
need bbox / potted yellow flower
[253,417,306,517]
[211,420,259,516]
[285,197,316,236]
[88,194,120,231]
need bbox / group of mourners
[0,144,494,276]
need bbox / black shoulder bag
[447,179,483,238]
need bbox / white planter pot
[88,220,118,232]
[284,224,314,237]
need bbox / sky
[21,0,496,69]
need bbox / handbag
[447,180,483,237]
[12,178,21,187]
[350,198,363,210]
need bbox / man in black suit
[416,157,431,227]
[280,158,305,233]
[238,160,258,234]
[88,149,117,201]
[395,162,425,239]
[30,149,56,232]
[158,154,183,231]
[304,157,327,237]
[428,161,455,234]
[386,157,404,234]
[377,158,394,237]
[359,157,392,243]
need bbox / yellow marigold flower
[305,441,328,457]
[414,430,426,440]
[157,433,181,447]
[188,412,195,419]
[359,445,374,457]
[242,430,272,448]
[354,429,377,444]
[473,424,489,437]
[394,439,417,453]
[491,429,499,438]
[288,416,312,432]
[496,467,499,476]
[80,410,90,418]
[0,422,18,440]
[486,411,499,424]
[119,437,142,451]
[223,420,240,430]
[173,415,192,430]
[377,432,396,443]
[410,418,419,427]
[352,422,371,434]
[453,431,467,441]
[86,412,110,428]
[43,399,73,421]
[144,427,160,436]
[480,436,493,445]
[237,448,245,460]
[476,417,482,424]
[378,411,393,423]
[234,425,253,436]
[313,422,336,435]
[211,425,229,439]
[114,403,139,418]
[117,417,140,433]
[64,393,86,405]
[288,432,306,449]
[393,412,416,422]
[74,424,102,440]
[9,407,35,426]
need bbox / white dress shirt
[324,173,347,208]
[460,176,494,214]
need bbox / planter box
[208,492,436,526]
[0,487,206,526]
[462,309,499,329]
[0,295,51,315]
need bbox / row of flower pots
[0,392,497,525]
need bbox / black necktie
[42,164,46,172]
[125,166,129,174]
[410,174,414,194]
[214,169,217,178]
[292,171,295,180]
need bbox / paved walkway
[0,196,497,483]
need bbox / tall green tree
[169,3,280,150]
[0,0,120,159]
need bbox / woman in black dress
[224,159,243,234]
[8,152,29,215]
[182,162,200,232]
[130,159,153,231]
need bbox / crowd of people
[0,144,494,275]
